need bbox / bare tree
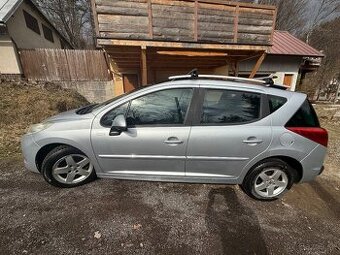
[302,17,340,101]
[305,0,340,43]
[34,0,94,48]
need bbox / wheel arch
[244,156,303,183]
[35,143,85,172]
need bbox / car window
[101,102,129,127]
[285,100,320,127]
[126,88,193,126]
[201,89,261,124]
[268,95,287,113]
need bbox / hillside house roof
[0,0,22,22]
[268,31,324,57]
[0,0,72,47]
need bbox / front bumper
[21,134,41,173]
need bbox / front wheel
[41,146,96,188]
[241,159,295,201]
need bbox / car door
[91,87,195,177]
[185,87,272,180]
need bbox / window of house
[23,10,40,35]
[126,88,193,126]
[42,24,54,43]
[201,89,261,125]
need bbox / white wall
[239,55,303,91]
[6,1,64,49]
[0,34,22,74]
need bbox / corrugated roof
[268,31,324,57]
[0,0,23,23]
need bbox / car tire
[241,158,295,201]
[41,145,96,188]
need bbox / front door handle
[164,137,184,145]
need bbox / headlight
[27,122,53,134]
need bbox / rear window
[285,100,320,127]
[268,95,287,113]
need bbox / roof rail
[168,71,289,90]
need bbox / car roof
[154,78,301,98]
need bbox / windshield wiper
[76,104,98,115]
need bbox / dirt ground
[0,158,339,255]
[0,104,340,255]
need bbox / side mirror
[110,115,127,136]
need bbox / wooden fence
[19,49,111,81]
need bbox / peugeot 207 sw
[21,74,328,200]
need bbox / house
[91,0,322,95]
[239,30,324,91]
[0,0,72,77]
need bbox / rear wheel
[41,146,96,188]
[241,159,295,201]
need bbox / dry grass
[0,80,89,158]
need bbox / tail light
[286,127,328,147]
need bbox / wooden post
[141,46,148,85]
[249,52,266,78]
[147,0,153,39]
[90,0,100,47]
[233,4,239,43]
[194,1,198,41]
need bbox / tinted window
[201,89,261,124]
[269,95,287,113]
[101,102,129,126]
[126,88,193,126]
[23,10,40,35]
[286,100,320,127]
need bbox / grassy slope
[0,81,89,158]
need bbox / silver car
[21,74,328,200]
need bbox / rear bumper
[21,134,41,173]
[299,145,327,182]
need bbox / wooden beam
[141,46,148,85]
[180,0,276,10]
[98,39,270,51]
[156,50,228,57]
[249,52,266,78]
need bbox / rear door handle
[164,137,184,145]
[243,137,263,145]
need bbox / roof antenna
[188,68,198,78]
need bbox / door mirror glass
[110,115,127,135]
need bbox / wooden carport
[92,0,276,94]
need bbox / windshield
[76,87,146,115]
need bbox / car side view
[21,73,328,200]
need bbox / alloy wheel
[254,168,288,198]
[51,154,93,185]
